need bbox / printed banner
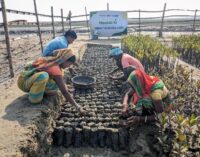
[90,11,127,37]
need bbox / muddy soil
[50,44,160,157]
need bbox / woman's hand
[108,74,114,79]
[54,75,82,111]
[126,116,140,126]
[78,107,87,116]
[69,68,77,77]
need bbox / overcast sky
[1,0,200,22]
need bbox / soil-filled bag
[74,127,83,147]
[63,127,73,148]
[53,126,64,146]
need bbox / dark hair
[67,55,76,63]
[115,54,123,70]
[64,30,77,39]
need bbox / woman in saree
[108,47,144,81]
[17,48,86,115]
[121,69,173,126]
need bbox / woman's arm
[127,99,164,126]
[112,67,132,81]
[122,88,134,115]
[133,101,163,123]
[111,74,126,81]
[138,93,165,123]
[53,75,85,113]
[108,67,120,75]
[68,67,77,77]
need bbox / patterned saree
[17,49,74,104]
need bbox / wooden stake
[1,0,14,77]
[107,3,110,39]
[139,9,141,34]
[68,11,72,30]
[33,0,43,52]
[159,3,166,38]
[107,3,109,11]
[51,6,55,38]
[61,9,65,33]
[192,9,197,34]
[85,7,90,39]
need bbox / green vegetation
[122,35,178,71]
[122,35,200,157]
[172,35,200,68]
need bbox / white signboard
[89,11,127,37]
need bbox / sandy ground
[0,33,200,157]
[0,81,27,157]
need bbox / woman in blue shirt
[43,30,77,56]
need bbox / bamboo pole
[1,0,14,77]
[159,3,166,38]
[61,8,65,33]
[107,3,110,39]
[107,3,109,11]
[51,6,55,38]
[139,9,141,34]
[68,10,72,30]
[85,7,90,39]
[192,9,197,34]
[33,0,43,52]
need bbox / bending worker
[17,48,86,115]
[43,30,78,76]
[43,30,77,56]
[121,69,173,126]
[108,47,144,81]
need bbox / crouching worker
[17,48,86,115]
[108,47,144,81]
[121,69,173,126]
